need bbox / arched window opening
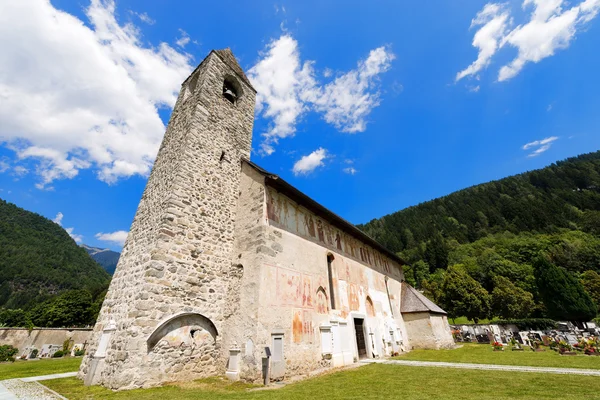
[222,75,242,104]
[147,312,218,352]
[327,253,336,310]
[366,296,375,317]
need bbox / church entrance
[353,318,367,359]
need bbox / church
[79,48,454,390]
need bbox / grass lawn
[44,364,600,400]
[397,343,600,370]
[0,357,82,380]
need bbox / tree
[491,276,535,319]
[30,290,93,328]
[581,270,600,314]
[439,265,491,323]
[424,232,448,273]
[421,269,446,304]
[534,256,597,322]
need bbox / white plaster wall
[403,313,454,350]
[244,185,410,379]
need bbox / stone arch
[315,286,329,314]
[222,74,243,103]
[147,312,218,352]
[366,296,375,317]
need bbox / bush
[30,348,39,358]
[0,344,19,362]
[52,350,64,358]
[74,349,85,356]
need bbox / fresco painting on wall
[315,287,328,314]
[278,268,302,306]
[302,310,313,343]
[266,189,402,282]
[348,283,360,311]
[293,310,303,343]
[302,275,313,308]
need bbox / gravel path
[0,372,76,399]
[362,359,600,376]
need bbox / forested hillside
[0,199,110,313]
[359,151,600,322]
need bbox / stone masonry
[79,49,256,390]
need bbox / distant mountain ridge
[82,244,120,275]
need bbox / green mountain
[0,199,111,310]
[359,151,600,258]
[358,151,600,321]
[81,244,120,275]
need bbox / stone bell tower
[79,49,256,390]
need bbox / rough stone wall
[80,50,256,390]
[0,328,92,355]
[402,313,454,349]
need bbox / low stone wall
[0,328,92,355]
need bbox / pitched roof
[242,159,407,267]
[212,49,255,92]
[401,282,447,315]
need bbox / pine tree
[534,257,597,322]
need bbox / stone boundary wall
[0,328,92,354]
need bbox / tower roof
[212,48,255,92]
[401,282,447,315]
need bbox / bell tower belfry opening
[79,49,256,390]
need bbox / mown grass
[0,357,82,379]
[44,364,600,400]
[396,343,600,369]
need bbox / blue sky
[1,0,599,251]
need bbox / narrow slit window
[327,254,336,310]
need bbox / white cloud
[66,227,84,243]
[96,230,129,246]
[343,167,358,175]
[12,166,28,176]
[522,135,559,156]
[53,212,64,225]
[249,35,395,154]
[292,148,328,176]
[132,11,155,25]
[53,211,83,242]
[458,0,600,83]
[175,29,190,48]
[456,3,511,81]
[0,0,194,188]
[0,159,8,173]
[310,46,395,133]
[323,68,333,78]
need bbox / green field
[44,364,600,400]
[396,343,600,369]
[0,357,82,380]
[5,348,600,399]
